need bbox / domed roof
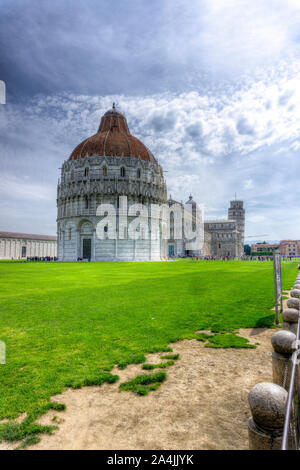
[69,104,157,163]
[185,195,197,207]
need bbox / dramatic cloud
[1,0,300,239]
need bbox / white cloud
[13,59,300,163]
[1,54,300,239]
[183,0,300,76]
[0,175,55,202]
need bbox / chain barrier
[282,358,290,390]
[253,420,283,450]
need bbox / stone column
[287,297,299,311]
[61,232,65,260]
[248,382,287,450]
[282,307,299,335]
[91,229,96,262]
[76,229,80,260]
[271,330,296,390]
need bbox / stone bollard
[271,330,296,389]
[290,289,300,299]
[248,382,287,450]
[282,308,299,335]
[287,298,299,310]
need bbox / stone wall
[0,237,57,259]
[57,154,167,261]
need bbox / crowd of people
[21,255,299,262]
[168,254,299,261]
[242,255,297,261]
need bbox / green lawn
[0,259,297,423]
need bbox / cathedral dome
[69,104,157,163]
[185,195,197,208]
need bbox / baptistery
[57,105,167,261]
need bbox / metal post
[279,255,283,313]
[282,279,300,450]
[273,253,279,325]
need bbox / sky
[0,0,300,240]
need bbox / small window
[102,166,107,176]
[137,168,141,178]
[120,167,125,177]
[104,226,108,233]
[68,228,72,240]
[22,246,26,257]
[84,168,89,177]
[85,196,89,209]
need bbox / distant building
[251,240,300,257]
[279,240,300,257]
[251,243,280,253]
[205,200,245,258]
[0,232,57,259]
[167,196,245,258]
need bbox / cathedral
[57,105,245,261]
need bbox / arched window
[85,196,89,209]
[137,168,141,179]
[120,167,125,177]
[84,167,89,177]
[68,228,72,240]
[102,166,107,176]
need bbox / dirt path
[0,327,275,450]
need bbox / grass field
[0,259,297,431]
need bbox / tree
[244,244,251,255]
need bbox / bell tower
[228,200,245,256]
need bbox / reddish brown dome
[69,105,157,163]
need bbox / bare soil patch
[0,327,275,450]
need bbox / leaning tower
[57,105,167,261]
[228,200,245,257]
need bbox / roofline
[0,231,57,241]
